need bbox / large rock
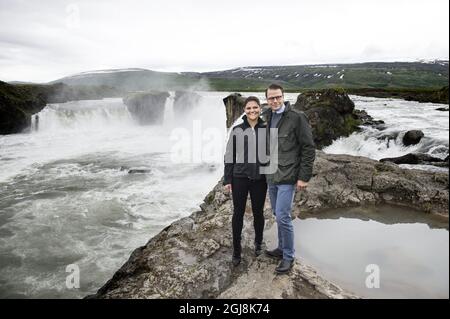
[0,81,122,134]
[88,151,448,299]
[402,130,424,146]
[353,109,385,129]
[223,93,246,128]
[295,89,355,114]
[380,153,448,167]
[0,81,47,134]
[293,89,362,149]
[123,91,170,125]
[173,91,201,114]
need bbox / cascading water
[323,95,449,172]
[0,93,226,298]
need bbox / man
[263,83,316,274]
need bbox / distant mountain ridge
[45,60,449,92]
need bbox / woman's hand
[224,184,232,193]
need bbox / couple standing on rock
[223,84,316,274]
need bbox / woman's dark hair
[243,96,261,108]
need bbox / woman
[223,96,268,266]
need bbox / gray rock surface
[88,151,448,299]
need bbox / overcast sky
[0,0,448,83]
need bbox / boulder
[223,93,246,128]
[123,91,170,125]
[402,130,424,146]
[128,169,151,174]
[294,89,355,114]
[0,81,47,134]
[353,109,386,129]
[380,153,448,166]
[293,89,362,149]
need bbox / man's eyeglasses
[267,95,283,102]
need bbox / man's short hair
[244,96,261,107]
[265,84,284,97]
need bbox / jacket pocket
[278,133,296,152]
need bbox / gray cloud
[0,0,448,82]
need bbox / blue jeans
[268,183,296,261]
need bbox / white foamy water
[0,93,227,298]
[323,96,449,172]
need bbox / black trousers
[231,177,267,257]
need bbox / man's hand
[224,184,232,193]
[296,180,308,191]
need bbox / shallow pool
[266,205,449,299]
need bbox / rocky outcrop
[297,151,448,216]
[173,91,201,114]
[89,150,448,299]
[123,91,170,125]
[380,153,448,167]
[223,93,246,128]
[0,81,47,134]
[353,109,386,129]
[402,130,424,146]
[0,81,121,134]
[293,89,365,149]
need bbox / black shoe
[232,256,241,267]
[255,244,263,256]
[265,248,283,259]
[275,259,294,274]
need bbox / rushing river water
[0,92,448,298]
[324,95,449,172]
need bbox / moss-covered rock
[294,89,362,149]
[0,81,47,134]
[0,81,122,134]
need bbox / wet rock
[123,91,170,125]
[127,169,151,174]
[353,109,386,128]
[297,152,448,216]
[380,153,448,166]
[173,91,201,114]
[293,89,363,149]
[402,130,424,146]
[0,81,47,134]
[223,93,246,128]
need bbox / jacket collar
[241,114,266,128]
[262,101,291,122]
